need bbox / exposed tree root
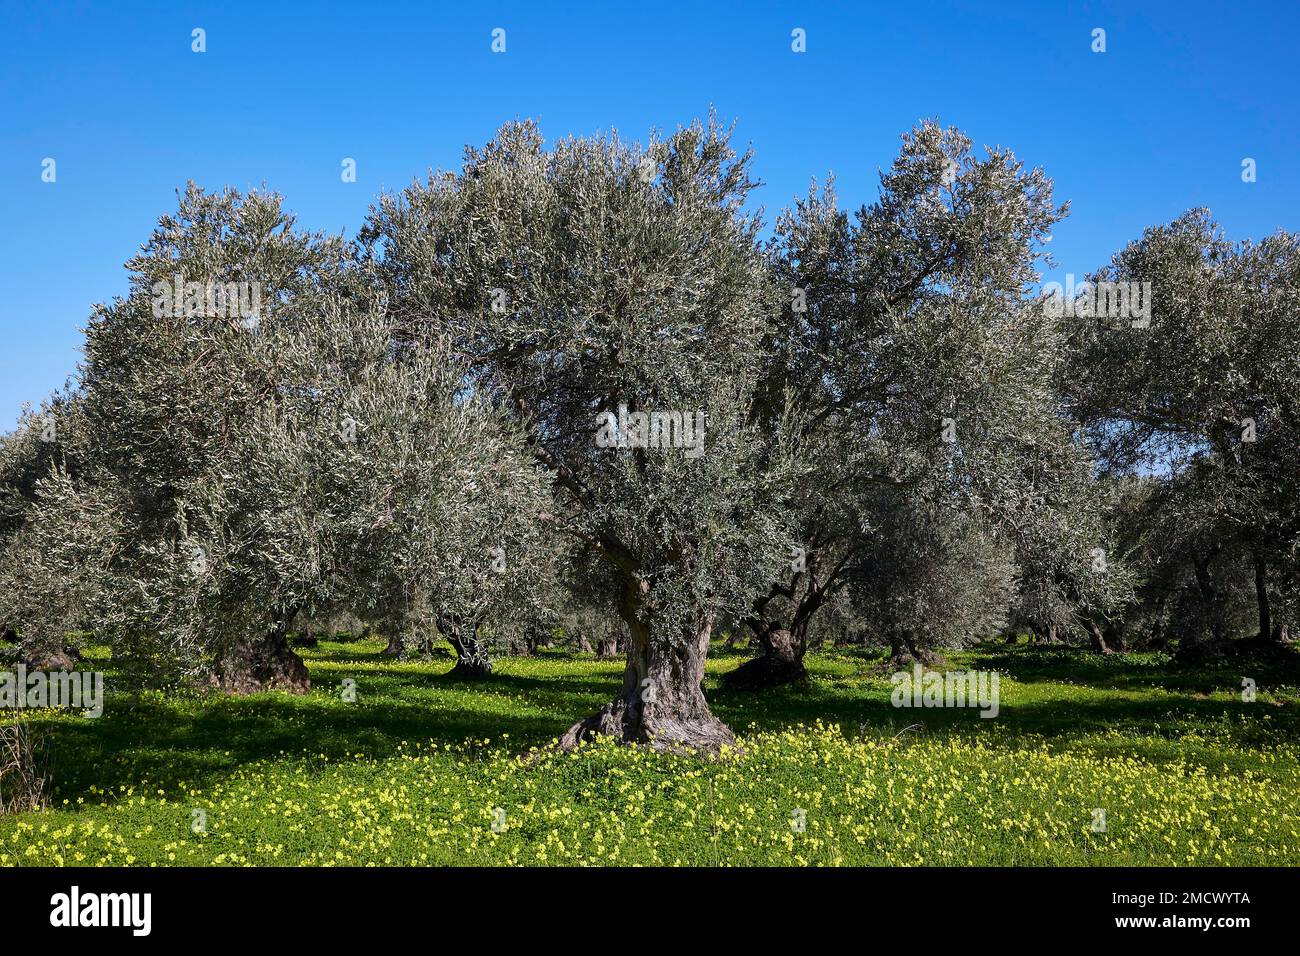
[558,694,736,756]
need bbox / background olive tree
[731,122,1127,682]
[1064,210,1300,658]
[2,185,550,691]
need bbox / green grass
[2,640,1298,865]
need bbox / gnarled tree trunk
[209,614,311,695]
[722,619,807,689]
[1176,549,1230,662]
[1254,550,1272,641]
[1085,619,1113,655]
[560,576,733,754]
[445,628,492,677]
[722,557,836,690]
[886,631,942,668]
[1193,552,1228,644]
[8,634,79,671]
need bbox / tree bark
[1176,550,1230,662]
[1192,553,1228,644]
[1085,619,1113,655]
[20,642,78,671]
[209,613,311,694]
[884,631,942,668]
[445,628,493,677]
[6,632,79,671]
[1254,550,1272,641]
[560,576,733,754]
[721,619,807,689]
[721,554,836,690]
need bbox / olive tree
[215,303,551,682]
[363,118,803,752]
[12,184,549,691]
[0,396,117,671]
[732,122,1106,682]
[1064,210,1300,655]
[59,184,356,687]
[852,491,1014,664]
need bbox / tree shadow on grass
[42,652,625,800]
[708,649,1300,752]
[35,642,1300,804]
[965,644,1300,694]
[45,692,574,800]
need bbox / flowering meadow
[2,642,1297,866]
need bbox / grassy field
[2,640,1298,866]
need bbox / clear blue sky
[2,1,1297,429]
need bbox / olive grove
[2,117,1297,754]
